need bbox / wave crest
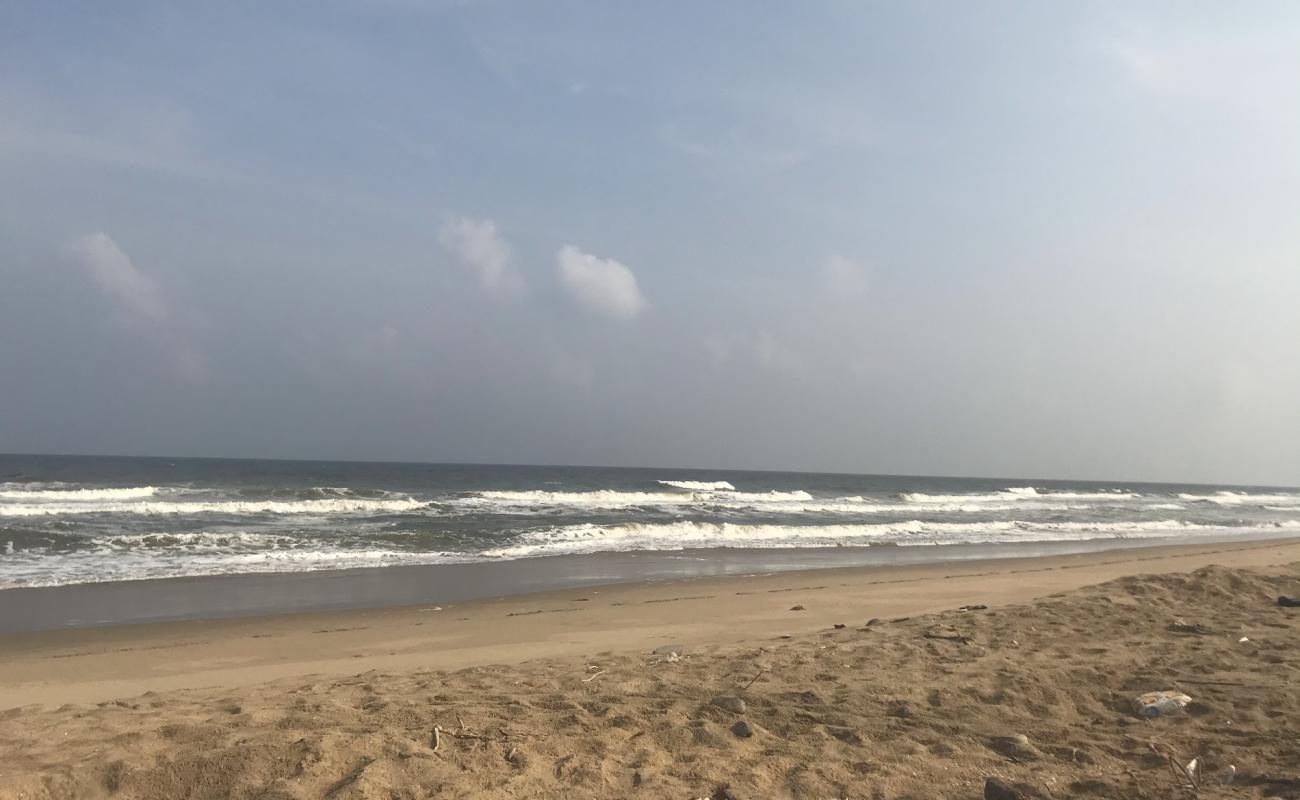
[657,480,736,491]
[0,485,162,500]
[0,497,426,517]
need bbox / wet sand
[6,533,1299,634]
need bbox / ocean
[2,453,1298,592]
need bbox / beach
[3,538,1299,798]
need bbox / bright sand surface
[3,538,1299,798]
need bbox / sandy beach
[3,538,1299,798]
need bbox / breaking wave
[481,518,1257,559]
[657,480,737,491]
[467,488,814,509]
[0,485,162,501]
[1178,491,1300,507]
[0,497,427,517]
[0,547,472,589]
[900,487,1137,503]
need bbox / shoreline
[3,536,1298,710]
[4,530,1299,634]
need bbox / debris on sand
[1167,619,1214,635]
[710,695,746,714]
[1134,690,1192,717]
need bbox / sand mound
[3,563,1299,799]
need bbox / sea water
[1,454,1297,590]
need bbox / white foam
[0,497,427,517]
[469,488,815,509]
[657,480,736,491]
[0,485,162,500]
[0,547,473,589]
[85,531,306,549]
[481,518,1229,559]
[1179,491,1300,506]
[456,488,1102,515]
[901,488,1137,503]
[473,489,699,507]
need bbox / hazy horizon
[4,450,1298,490]
[3,2,1299,486]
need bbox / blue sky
[2,1,1298,484]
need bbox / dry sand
[2,538,1299,798]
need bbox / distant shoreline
[3,532,1297,636]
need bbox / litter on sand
[1134,690,1192,717]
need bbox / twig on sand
[323,756,375,797]
[582,670,606,683]
[742,667,771,692]
[1149,743,1199,795]
[922,631,972,644]
[1169,755,1200,793]
[436,717,537,745]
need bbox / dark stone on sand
[984,778,1023,800]
[825,725,864,745]
[730,720,754,738]
[1279,595,1300,608]
[710,695,746,714]
[984,776,1051,799]
[865,618,881,626]
[989,733,1040,761]
[790,605,806,611]
[833,623,846,629]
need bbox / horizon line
[1,450,1296,492]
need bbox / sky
[1,1,1298,485]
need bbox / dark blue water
[2,454,1297,590]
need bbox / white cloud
[67,233,207,381]
[822,254,870,295]
[556,245,647,319]
[69,233,170,324]
[1095,24,1300,126]
[437,217,526,297]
